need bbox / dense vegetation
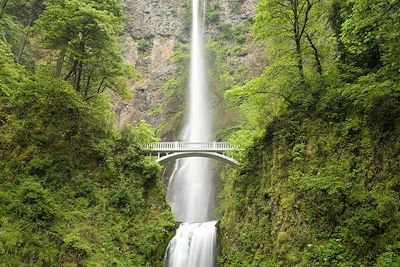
[0,0,174,266]
[219,0,400,266]
[1,0,399,266]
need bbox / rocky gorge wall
[115,0,265,140]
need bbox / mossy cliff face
[218,105,400,266]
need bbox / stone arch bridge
[144,142,241,167]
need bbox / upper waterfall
[166,0,215,223]
[188,0,211,143]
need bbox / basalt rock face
[116,0,265,136]
[115,0,186,127]
[123,0,186,39]
[218,0,259,24]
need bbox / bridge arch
[156,152,240,167]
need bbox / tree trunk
[55,48,66,77]
[16,0,39,63]
[294,36,305,80]
[65,60,78,81]
[0,0,9,20]
[83,75,91,97]
[292,0,305,81]
[76,61,83,92]
[75,41,85,92]
[306,33,323,75]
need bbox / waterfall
[164,0,217,266]
[165,222,217,267]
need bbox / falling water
[164,0,217,266]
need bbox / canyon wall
[116,0,265,139]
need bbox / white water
[165,0,217,266]
[165,222,217,267]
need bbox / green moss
[156,43,189,138]
[137,38,152,52]
[218,108,400,266]
[278,232,289,244]
[206,6,219,23]
[230,0,245,13]
[230,45,247,56]
[219,23,248,44]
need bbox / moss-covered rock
[218,104,400,266]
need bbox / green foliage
[230,0,245,13]
[277,232,289,244]
[340,0,400,70]
[0,37,173,266]
[219,23,248,44]
[34,0,134,99]
[182,0,192,32]
[137,38,152,52]
[302,239,356,266]
[11,179,59,225]
[206,40,250,93]
[157,43,189,136]
[376,248,400,267]
[206,9,219,23]
[0,1,37,69]
[219,109,400,266]
[230,45,247,56]
[299,166,349,196]
[219,0,400,266]
[0,40,25,96]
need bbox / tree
[340,0,400,73]
[254,0,334,80]
[15,0,42,63]
[34,0,134,99]
[335,0,400,119]
[0,40,25,98]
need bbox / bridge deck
[145,142,240,153]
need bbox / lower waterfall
[165,221,217,267]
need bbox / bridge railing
[144,142,240,151]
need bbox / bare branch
[306,32,323,75]
[269,25,293,33]
[18,0,32,9]
[64,61,78,81]
[96,74,109,94]
[299,0,312,40]
[299,0,308,14]
[274,0,291,9]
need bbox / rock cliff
[116,0,265,138]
